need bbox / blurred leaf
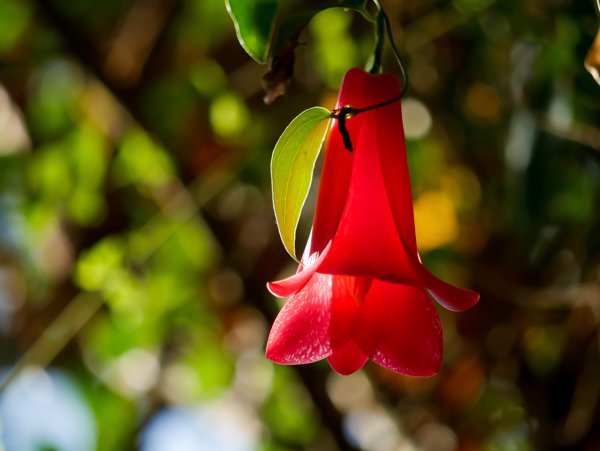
[139,78,197,145]
[113,129,175,188]
[271,107,331,260]
[130,218,216,272]
[28,143,73,203]
[75,236,124,292]
[27,124,106,223]
[0,0,31,54]
[194,344,235,395]
[309,8,359,87]
[168,220,217,271]
[540,15,579,79]
[67,189,105,226]
[26,60,84,139]
[65,125,107,225]
[83,313,159,363]
[178,0,230,52]
[80,377,136,451]
[225,0,279,63]
[189,59,227,97]
[262,366,319,445]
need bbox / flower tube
[267,68,479,376]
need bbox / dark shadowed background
[1,0,599,450]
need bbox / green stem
[366,0,409,95]
[597,0,600,16]
[381,9,408,96]
[367,10,385,74]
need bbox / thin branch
[536,112,600,153]
[103,0,181,87]
[0,293,103,394]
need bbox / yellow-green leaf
[271,107,332,260]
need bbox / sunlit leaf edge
[271,107,332,260]
[225,0,279,64]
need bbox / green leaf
[225,0,278,63]
[271,107,332,260]
[271,0,371,57]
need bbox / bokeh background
[1,0,600,450]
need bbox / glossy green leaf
[225,0,278,63]
[271,107,332,260]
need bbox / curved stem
[367,10,385,73]
[597,0,600,16]
[381,10,408,96]
[367,0,409,95]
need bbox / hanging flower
[267,68,479,376]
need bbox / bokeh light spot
[465,82,502,122]
[402,98,433,140]
[209,93,250,138]
[414,191,459,252]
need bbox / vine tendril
[368,0,408,96]
[331,92,402,152]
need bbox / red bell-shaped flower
[267,68,479,376]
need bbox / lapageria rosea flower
[267,68,479,376]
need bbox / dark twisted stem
[332,92,402,152]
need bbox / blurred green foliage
[1,0,600,450]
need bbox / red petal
[327,340,368,375]
[338,68,405,108]
[266,272,334,364]
[267,272,312,298]
[355,280,443,376]
[310,118,354,255]
[328,275,365,349]
[331,69,418,256]
[373,96,419,256]
[419,265,480,312]
[319,111,420,283]
[267,271,370,368]
[267,242,332,298]
[310,68,409,256]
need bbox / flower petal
[267,242,332,298]
[310,118,354,255]
[267,272,312,298]
[372,97,419,256]
[420,265,480,312]
[319,116,420,284]
[266,272,334,364]
[327,340,368,375]
[356,280,443,376]
[310,68,409,256]
[328,275,365,350]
